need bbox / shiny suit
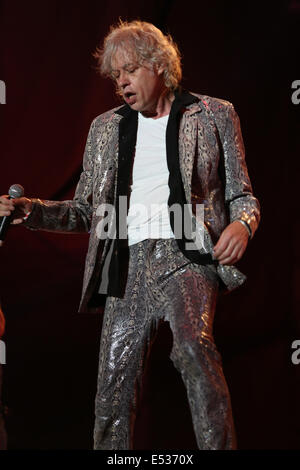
[25,92,260,311]
[25,91,260,449]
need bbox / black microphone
[0,184,24,242]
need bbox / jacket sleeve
[24,119,96,233]
[221,103,260,238]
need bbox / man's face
[110,49,165,114]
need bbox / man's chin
[127,102,140,111]
[124,99,148,114]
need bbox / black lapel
[107,104,138,297]
[166,89,199,210]
[115,105,138,212]
[166,89,215,265]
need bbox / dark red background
[0,0,299,449]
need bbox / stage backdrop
[0,0,299,449]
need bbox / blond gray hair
[94,20,182,90]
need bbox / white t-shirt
[127,112,175,246]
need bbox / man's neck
[141,90,175,119]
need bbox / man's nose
[118,71,130,88]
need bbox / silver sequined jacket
[25,93,260,313]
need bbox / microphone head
[8,184,24,199]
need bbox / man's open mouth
[124,92,137,105]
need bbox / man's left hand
[213,220,249,265]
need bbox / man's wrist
[235,219,252,239]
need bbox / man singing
[0,20,260,449]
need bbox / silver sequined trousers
[93,238,236,450]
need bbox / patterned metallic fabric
[21,92,261,449]
[24,93,260,313]
[93,238,236,450]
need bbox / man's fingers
[219,244,246,265]
[219,245,240,265]
[0,196,31,219]
[213,237,230,258]
[214,238,234,260]
[11,218,23,225]
[1,211,12,217]
[213,220,249,265]
[0,195,15,216]
[219,250,239,265]
[219,256,238,265]
[218,241,240,261]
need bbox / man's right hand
[0,195,32,246]
[0,195,32,225]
